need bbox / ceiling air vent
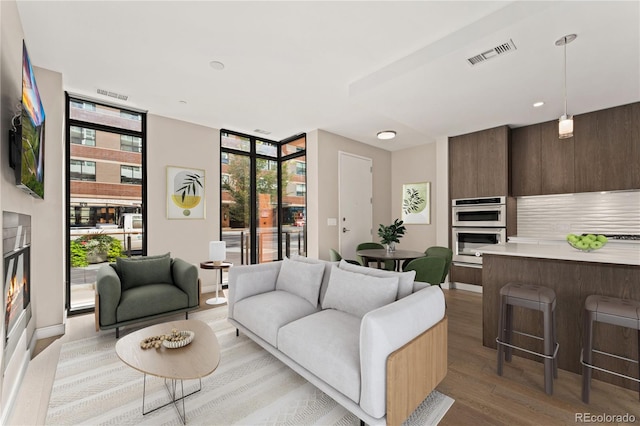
[97,88,128,101]
[467,39,517,66]
[253,129,271,135]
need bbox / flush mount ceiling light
[377,130,396,140]
[209,60,225,70]
[533,101,545,108]
[555,34,577,139]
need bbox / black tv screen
[19,41,45,199]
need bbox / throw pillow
[289,254,338,303]
[322,265,398,318]
[116,252,172,291]
[338,259,416,299]
[275,257,326,307]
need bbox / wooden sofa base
[386,316,448,426]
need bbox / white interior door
[339,152,373,260]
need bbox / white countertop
[478,242,640,266]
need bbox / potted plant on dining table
[378,218,406,252]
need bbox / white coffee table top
[115,319,220,380]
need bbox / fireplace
[3,212,31,372]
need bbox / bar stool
[496,282,559,395]
[581,295,640,403]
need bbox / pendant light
[555,34,577,139]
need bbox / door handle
[343,227,350,233]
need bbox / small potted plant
[378,218,406,252]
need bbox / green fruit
[590,241,603,250]
[567,234,579,243]
[596,235,608,243]
[575,240,590,250]
[584,234,597,242]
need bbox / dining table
[355,248,426,272]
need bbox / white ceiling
[16,1,640,151]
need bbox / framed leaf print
[402,182,430,224]
[167,166,205,219]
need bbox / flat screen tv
[10,41,45,199]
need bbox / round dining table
[355,248,426,271]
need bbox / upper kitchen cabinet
[574,102,640,193]
[449,125,510,199]
[511,120,575,196]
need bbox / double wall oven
[452,196,506,266]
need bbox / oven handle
[452,261,483,269]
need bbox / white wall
[0,0,65,419]
[146,115,221,289]
[308,129,391,260]
[390,142,438,251]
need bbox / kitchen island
[480,242,640,390]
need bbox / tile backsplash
[517,191,640,239]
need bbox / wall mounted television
[8,41,45,199]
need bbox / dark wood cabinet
[574,103,640,192]
[449,264,482,286]
[449,125,510,199]
[511,102,638,196]
[511,120,575,196]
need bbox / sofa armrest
[359,285,446,419]
[96,265,122,328]
[171,258,199,307]
[228,262,281,319]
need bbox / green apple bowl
[566,234,608,252]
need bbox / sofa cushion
[338,259,416,299]
[275,257,325,307]
[289,254,338,306]
[322,265,398,318]
[234,290,318,347]
[117,283,187,322]
[278,309,361,403]
[116,253,172,291]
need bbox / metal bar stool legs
[496,282,559,395]
[581,295,640,404]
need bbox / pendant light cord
[563,40,568,116]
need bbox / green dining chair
[425,246,453,284]
[329,248,359,265]
[404,256,447,288]
[356,242,395,271]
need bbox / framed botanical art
[167,166,205,219]
[402,182,430,224]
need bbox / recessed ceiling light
[533,101,545,108]
[179,100,187,104]
[377,130,396,140]
[209,60,225,70]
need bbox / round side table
[200,261,233,305]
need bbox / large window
[66,94,146,315]
[221,131,306,266]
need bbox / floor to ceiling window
[221,131,306,266]
[65,94,146,314]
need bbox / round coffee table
[115,319,220,424]
[200,261,232,305]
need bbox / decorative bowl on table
[566,234,607,252]
[162,330,195,349]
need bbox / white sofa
[227,256,448,426]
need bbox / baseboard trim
[444,281,483,294]
[34,323,66,341]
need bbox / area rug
[46,307,454,425]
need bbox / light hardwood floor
[8,289,640,425]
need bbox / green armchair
[95,253,200,337]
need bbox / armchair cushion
[116,252,172,291]
[117,283,188,322]
[275,257,325,307]
[322,265,398,318]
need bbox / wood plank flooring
[10,288,640,425]
[439,289,639,425]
